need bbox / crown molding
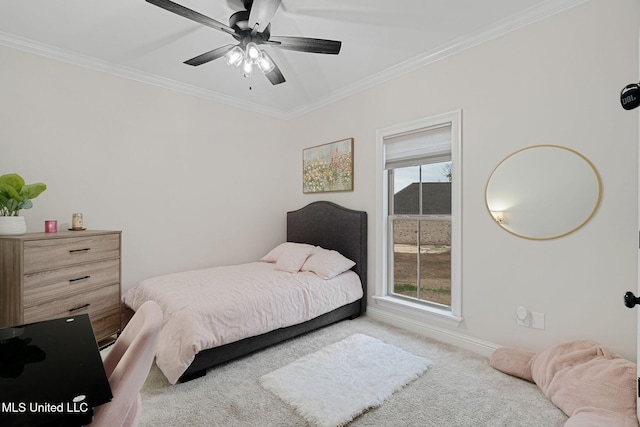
[281,0,588,119]
[0,31,288,119]
[0,0,587,121]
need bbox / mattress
[122,261,363,384]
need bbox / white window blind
[384,123,452,169]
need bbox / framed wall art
[303,138,354,193]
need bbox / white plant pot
[0,216,27,235]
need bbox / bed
[122,201,367,384]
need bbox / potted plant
[0,173,47,235]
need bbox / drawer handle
[69,275,91,283]
[69,303,90,313]
[69,248,91,253]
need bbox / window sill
[372,295,463,327]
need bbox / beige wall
[283,0,640,359]
[1,0,638,360]
[0,45,290,288]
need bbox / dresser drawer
[23,234,120,274]
[23,258,120,307]
[92,308,121,342]
[24,283,120,324]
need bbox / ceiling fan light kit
[225,46,244,67]
[230,41,276,76]
[146,0,342,85]
[257,51,276,74]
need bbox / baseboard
[366,306,500,358]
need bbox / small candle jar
[44,220,58,233]
[72,213,83,230]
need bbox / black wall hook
[624,291,640,308]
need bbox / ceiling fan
[146,0,342,85]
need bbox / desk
[0,314,112,426]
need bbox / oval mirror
[485,145,601,240]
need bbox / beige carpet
[137,316,568,426]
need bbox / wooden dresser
[0,230,121,343]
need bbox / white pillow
[274,244,314,273]
[261,242,314,263]
[301,246,355,279]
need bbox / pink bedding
[122,262,363,384]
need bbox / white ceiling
[0,0,584,119]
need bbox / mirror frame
[485,145,602,240]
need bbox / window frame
[374,110,462,326]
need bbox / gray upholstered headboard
[286,201,367,313]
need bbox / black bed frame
[178,201,367,382]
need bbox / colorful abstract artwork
[303,138,354,193]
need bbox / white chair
[91,301,162,427]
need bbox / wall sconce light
[492,211,506,224]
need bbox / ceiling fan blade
[248,0,281,33]
[146,0,235,35]
[269,36,341,54]
[262,51,286,85]
[184,44,236,66]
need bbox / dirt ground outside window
[393,246,451,305]
[392,220,451,305]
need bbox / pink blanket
[491,339,638,427]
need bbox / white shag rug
[259,333,432,427]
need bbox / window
[375,111,461,324]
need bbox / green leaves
[21,183,47,201]
[0,173,47,216]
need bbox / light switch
[532,312,545,330]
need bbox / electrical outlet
[516,306,529,327]
[532,312,545,330]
